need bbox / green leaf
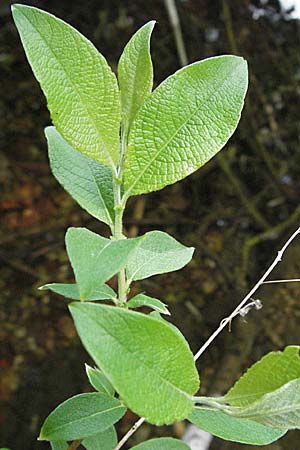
[65,227,143,299]
[50,442,68,450]
[39,392,125,441]
[228,378,300,429]
[69,303,199,425]
[85,364,115,396]
[131,438,190,449]
[126,230,194,282]
[118,21,155,135]
[45,127,115,227]
[82,426,117,450]
[188,407,286,445]
[127,293,170,315]
[12,5,120,167]
[224,346,300,407]
[39,283,116,301]
[124,55,248,195]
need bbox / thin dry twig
[262,278,300,284]
[114,417,145,450]
[194,226,300,361]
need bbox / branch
[194,226,300,361]
[114,417,145,450]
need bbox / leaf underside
[188,407,286,445]
[46,127,115,226]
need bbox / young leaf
[45,127,115,227]
[50,442,68,450]
[82,426,117,450]
[39,283,116,301]
[188,407,286,445]
[85,364,115,396]
[69,303,200,425]
[131,438,191,449]
[12,5,120,167]
[126,230,194,282]
[39,392,126,441]
[65,227,143,299]
[228,378,300,429]
[224,346,300,407]
[118,21,155,135]
[124,55,248,195]
[127,293,170,315]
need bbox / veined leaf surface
[70,303,199,425]
[124,55,248,195]
[12,5,120,166]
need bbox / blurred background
[0,0,299,449]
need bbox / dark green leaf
[39,392,125,441]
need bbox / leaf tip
[38,285,46,291]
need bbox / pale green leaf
[46,127,115,227]
[82,426,117,450]
[39,392,125,441]
[50,442,68,450]
[126,230,194,282]
[69,303,199,425]
[127,293,170,315]
[65,227,143,299]
[118,21,155,135]
[228,378,300,429]
[131,438,190,449]
[12,5,120,167]
[85,364,115,396]
[39,283,116,301]
[124,55,248,195]
[225,346,300,407]
[189,407,286,445]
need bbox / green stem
[113,125,128,305]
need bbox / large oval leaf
[131,438,190,449]
[39,392,125,441]
[189,407,286,445]
[124,55,248,195]
[46,127,115,227]
[69,303,199,425]
[12,5,120,167]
